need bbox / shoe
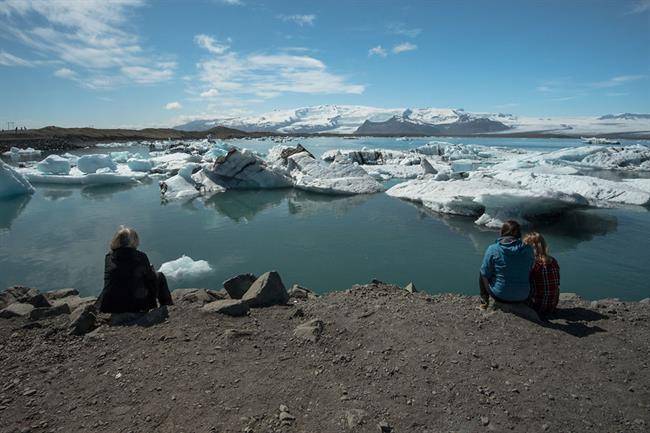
[479,303,489,311]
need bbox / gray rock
[242,271,288,308]
[294,319,324,342]
[202,299,249,317]
[45,288,79,300]
[69,304,97,335]
[110,306,169,327]
[378,421,392,432]
[342,409,369,429]
[50,295,96,312]
[0,302,35,319]
[0,286,50,309]
[559,292,582,302]
[223,273,257,299]
[171,288,220,305]
[29,303,71,321]
[403,282,417,293]
[288,284,316,300]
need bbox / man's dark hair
[500,220,522,238]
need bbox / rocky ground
[0,280,649,433]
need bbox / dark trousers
[479,274,522,305]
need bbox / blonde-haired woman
[97,226,173,313]
[523,232,560,316]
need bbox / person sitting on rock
[523,232,560,316]
[479,220,534,309]
[97,226,173,313]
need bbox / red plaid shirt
[529,257,560,314]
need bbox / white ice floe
[36,155,71,175]
[77,154,118,174]
[160,162,225,201]
[0,160,35,198]
[150,152,199,174]
[284,150,383,194]
[126,158,153,172]
[20,165,146,185]
[3,147,42,158]
[158,255,213,281]
[110,151,131,163]
[387,172,588,228]
[321,148,414,165]
[491,171,650,207]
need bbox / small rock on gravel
[294,319,324,342]
[202,299,249,317]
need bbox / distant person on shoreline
[97,226,173,313]
[523,232,560,315]
[479,220,534,309]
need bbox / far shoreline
[2,125,650,153]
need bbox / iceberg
[387,172,588,228]
[321,148,413,165]
[36,155,71,175]
[110,151,131,163]
[491,171,650,207]
[126,158,153,172]
[3,147,42,161]
[158,255,213,281]
[204,148,292,189]
[77,154,118,174]
[21,165,146,185]
[0,160,35,198]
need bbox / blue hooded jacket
[480,236,534,302]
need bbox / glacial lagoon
[1,137,649,300]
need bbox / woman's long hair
[523,231,550,264]
[110,226,140,250]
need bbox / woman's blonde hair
[523,231,549,264]
[110,226,140,250]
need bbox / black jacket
[97,247,158,313]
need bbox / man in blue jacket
[479,220,534,309]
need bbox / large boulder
[171,288,223,305]
[50,295,96,312]
[242,271,289,308]
[223,273,257,299]
[29,303,71,321]
[288,284,317,300]
[45,288,79,300]
[69,304,97,335]
[0,302,35,319]
[202,299,249,317]
[0,286,50,309]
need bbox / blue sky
[0,0,649,128]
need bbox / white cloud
[194,34,230,55]
[392,42,417,54]
[387,23,422,38]
[590,74,646,88]
[279,14,316,26]
[200,88,220,98]
[165,101,182,110]
[368,45,387,57]
[194,34,364,100]
[54,67,76,79]
[536,85,552,92]
[626,0,650,14]
[0,50,33,67]
[0,0,175,89]
[218,0,244,5]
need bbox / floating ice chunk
[491,171,650,207]
[77,154,117,174]
[3,147,42,162]
[362,164,422,180]
[36,155,71,175]
[126,158,153,172]
[0,160,35,198]
[202,145,229,162]
[321,148,412,165]
[387,172,587,228]
[61,153,79,165]
[21,165,145,185]
[150,152,198,174]
[110,151,131,163]
[160,174,202,200]
[287,151,383,194]
[205,148,292,189]
[158,255,213,281]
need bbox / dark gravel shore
[0,282,648,433]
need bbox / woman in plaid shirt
[523,232,560,315]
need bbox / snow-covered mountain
[174,105,650,136]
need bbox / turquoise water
[1,137,649,300]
